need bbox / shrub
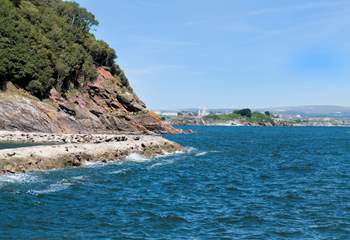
[234,108,252,118]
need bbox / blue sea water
[1,126,350,239]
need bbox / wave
[71,175,85,181]
[79,149,187,172]
[195,151,208,157]
[148,160,175,169]
[82,149,187,168]
[109,168,129,175]
[83,161,106,167]
[185,147,197,153]
[28,179,72,195]
[0,173,39,188]
[125,153,149,162]
[155,150,186,159]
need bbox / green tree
[0,0,121,98]
[10,0,21,7]
[234,109,252,118]
[85,38,116,67]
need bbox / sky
[75,0,350,110]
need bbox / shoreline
[0,132,182,174]
[0,131,140,144]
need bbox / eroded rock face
[0,68,180,134]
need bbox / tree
[10,0,21,7]
[54,59,69,91]
[0,0,121,98]
[56,1,98,31]
[234,109,252,118]
[85,38,116,67]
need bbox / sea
[0,126,349,239]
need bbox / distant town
[155,106,350,127]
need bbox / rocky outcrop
[0,134,183,174]
[0,68,180,134]
[0,131,129,144]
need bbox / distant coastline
[160,108,350,127]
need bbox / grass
[203,112,273,123]
[203,113,241,121]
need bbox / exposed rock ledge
[0,130,136,144]
[0,68,180,134]
[0,133,182,174]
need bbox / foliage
[234,108,252,118]
[85,38,116,67]
[10,0,21,7]
[246,112,273,123]
[203,113,241,121]
[203,110,273,123]
[0,0,118,98]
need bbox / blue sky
[76,0,350,109]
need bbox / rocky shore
[0,132,182,174]
[0,131,135,144]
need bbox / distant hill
[159,106,350,119]
[258,106,350,119]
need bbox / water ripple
[1,126,350,239]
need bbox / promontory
[0,0,182,174]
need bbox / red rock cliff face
[0,68,180,134]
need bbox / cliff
[0,68,179,134]
[0,0,180,135]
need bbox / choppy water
[1,126,350,239]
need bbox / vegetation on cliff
[0,0,129,98]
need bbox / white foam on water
[195,151,208,157]
[83,161,96,166]
[28,179,73,195]
[148,159,175,169]
[83,161,105,167]
[125,153,149,162]
[83,159,125,169]
[185,147,197,153]
[71,175,85,181]
[0,173,39,188]
[82,149,187,169]
[109,169,128,175]
[154,150,186,159]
